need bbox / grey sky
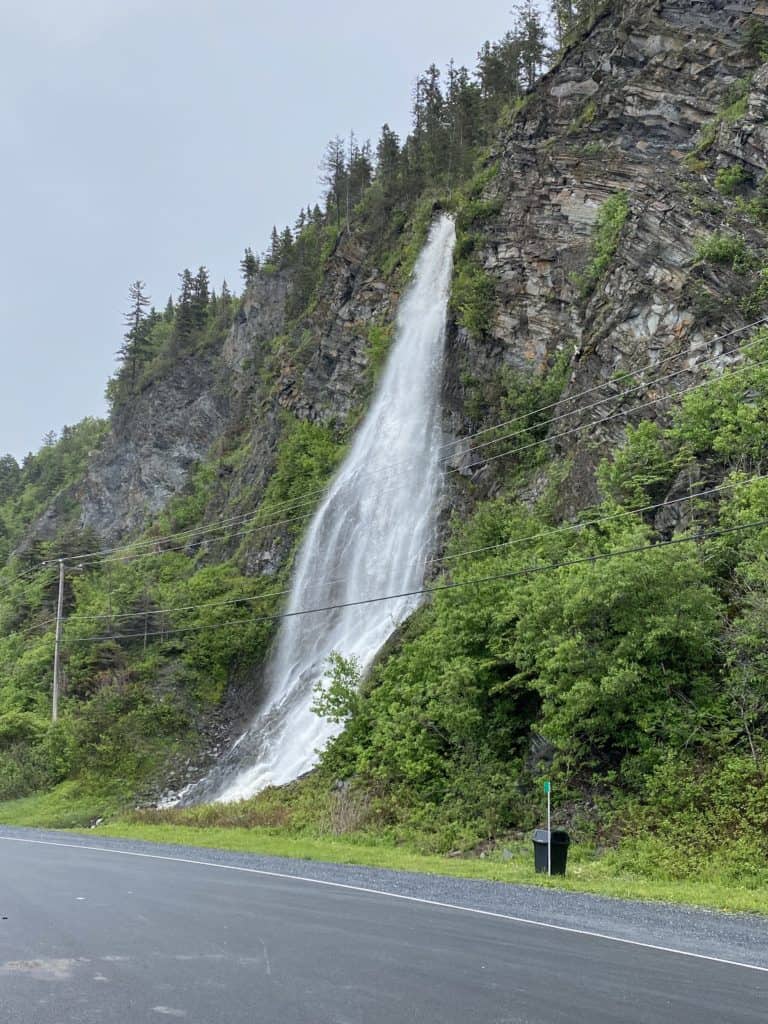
[1,1,518,461]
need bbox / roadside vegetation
[1,0,768,914]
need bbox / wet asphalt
[1,825,766,1023]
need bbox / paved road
[1,827,766,1023]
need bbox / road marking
[1,833,767,975]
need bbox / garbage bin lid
[532,829,570,844]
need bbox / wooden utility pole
[52,558,65,722]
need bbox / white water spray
[192,215,456,804]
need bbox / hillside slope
[1,0,767,873]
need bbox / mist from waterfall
[189,214,456,804]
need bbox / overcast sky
[0,0,521,461]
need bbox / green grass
[0,782,123,828]
[37,821,763,916]
[1,786,766,914]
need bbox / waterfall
[189,214,456,804]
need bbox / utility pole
[52,558,65,722]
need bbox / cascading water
[188,214,456,804]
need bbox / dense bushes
[309,329,768,852]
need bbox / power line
[17,337,767,633]
[47,472,765,627]
[57,345,768,575]
[0,562,55,595]
[441,316,768,451]
[40,317,768,569]
[9,337,765,590]
[454,354,768,475]
[428,472,766,565]
[4,319,766,588]
[60,516,768,645]
[443,325,768,465]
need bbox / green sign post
[544,780,551,876]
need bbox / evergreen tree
[191,266,210,327]
[0,454,20,503]
[551,0,575,46]
[477,33,524,107]
[445,61,483,180]
[375,123,401,188]
[266,225,281,265]
[515,1,548,90]
[347,136,373,215]
[174,269,195,340]
[547,0,602,48]
[240,246,259,284]
[320,136,347,227]
[293,209,307,236]
[411,63,447,182]
[117,280,152,388]
[280,226,294,262]
[122,280,151,338]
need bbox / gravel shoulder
[2,823,767,969]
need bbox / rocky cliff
[57,0,768,557]
[4,0,768,818]
[450,0,767,505]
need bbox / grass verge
[55,821,768,917]
[1,786,766,916]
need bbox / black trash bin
[532,829,570,875]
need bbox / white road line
[1,833,767,975]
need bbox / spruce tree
[266,225,281,265]
[280,226,294,262]
[118,280,152,389]
[515,1,548,90]
[0,454,20,503]
[191,266,210,327]
[320,136,347,227]
[240,246,258,284]
[347,136,373,215]
[174,269,195,340]
[376,124,401,184]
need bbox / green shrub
[736,174,768,227]
[597,420,676,506]
[714,164,747,196]
[455,196,503,234]
[575,191,630,297]
[452,262,497,336]
[367,323,394,381]
[744,17,768,61]
[684,78,751,172]
[572,98,596,131]
[694,232,748,270]
[722,92,749,124]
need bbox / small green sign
[543,780,551,794]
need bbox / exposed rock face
[453,0,767,507]
[76,353,229,543]
[223,270,293,380]
[273,236,396,426]
[28,0,768,551]
[50,241,397,547]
